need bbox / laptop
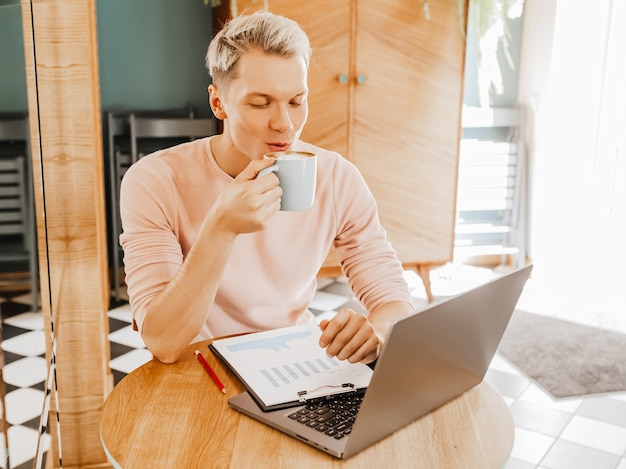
[228,264,532,459]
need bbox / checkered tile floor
[1,265,626,468]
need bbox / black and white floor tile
[1,265,626,468]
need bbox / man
[120,11,414,364]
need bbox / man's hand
[210,159,282,235]
[318,309,382,364]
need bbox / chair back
[0,117,39,310]
[0,118,29,141]
[0,156,28,237]
[108,111,216,301]
[106,107,195,300]
[129,116,216,163]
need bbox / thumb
[236,159,275,182]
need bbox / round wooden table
[100,339,514,468]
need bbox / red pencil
[194,349,227,394]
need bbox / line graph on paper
[211,324,373,406]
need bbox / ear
[208,84,227,120]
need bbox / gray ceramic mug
[259,151,317,211]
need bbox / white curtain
[518,0,626,324]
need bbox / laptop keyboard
[287,394,363,439]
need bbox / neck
[209,133,249,178]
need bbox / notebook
[209,324,373,411]
[228,264,532,459]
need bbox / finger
[318,309,351,348]
[252,166,281,195]
[322,311,369,358]
[236,164,282,206]
[345,335,380,364]
[333,326,371,361]
[235,159,276,182]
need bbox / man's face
[218,49,309,161]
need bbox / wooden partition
[21,0,112,467]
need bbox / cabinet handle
[338,73,348,84]
[356,74,367,84]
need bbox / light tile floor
[1,264,625,468]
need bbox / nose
[269,104,293,133]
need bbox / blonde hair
[206,11,312,88]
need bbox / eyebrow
[245,91,307,99]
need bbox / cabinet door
[231,1,352,157]
[353,0,467,265]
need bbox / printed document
[209,323,373,410]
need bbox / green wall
[0,1,28,113]
[0,1,214,117]
[97,0,214,117]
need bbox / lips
[267,142,291,152]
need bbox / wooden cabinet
[224,1,468,298]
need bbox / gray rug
[498,310,626,398]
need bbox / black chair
[108,111,216,300]
[0,117,39,310]
[106,107,196,300]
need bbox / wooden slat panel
[21,0,112,467]
[353,0,467,265]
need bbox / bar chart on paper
[210,324,373,408]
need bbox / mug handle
[258,164,279,178]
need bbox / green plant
[470,0,524,105]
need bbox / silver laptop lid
[343,264,532,457]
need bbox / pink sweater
[120,137,412,341]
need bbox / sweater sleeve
[119,155,183,332]
[330,157,413,313]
